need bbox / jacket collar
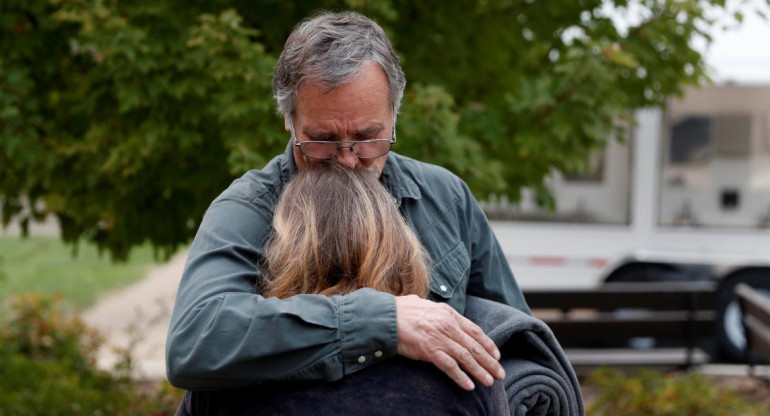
[380,153,422,207]
[278,141,298,189]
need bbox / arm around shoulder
[165,195,398,390]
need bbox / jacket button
[357,356,366,364]
[439,285,447,292]
[374,351,383,358]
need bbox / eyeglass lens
[300,140,392,159]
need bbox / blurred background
[1,0,770,414]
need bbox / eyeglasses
[289,115,397,160]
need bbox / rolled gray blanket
[464,296,585,416]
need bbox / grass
[0,236,161,311]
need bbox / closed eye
[355,128,383,141]
[356,133,379,141]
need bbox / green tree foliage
[383,0,751,200]
[1,0,280,259]
[1,0,765,259]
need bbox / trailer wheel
[715,268,770,362]
[604,262,682,283]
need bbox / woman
[262,162,429,299]
[180,163,506,416]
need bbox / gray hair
[272,11,406,118]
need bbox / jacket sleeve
[165,194,398,391]
[461,181,532,315]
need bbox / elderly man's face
[286,62,393,177]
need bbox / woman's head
[262,163,429,298]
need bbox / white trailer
[488,84,770,361]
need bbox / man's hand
[395,295,505,391]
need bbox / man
[166,10,530,395]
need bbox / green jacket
[165,143,530,390]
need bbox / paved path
[82,249,187,380]
[3,214,181,379]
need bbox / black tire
[605,261,716,284]
[604,262,682,283]
[715,267,770,362]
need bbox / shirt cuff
[339,288,397,375]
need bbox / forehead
[294,63,392,125]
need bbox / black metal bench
[736,283,770,379]
[524,281,716,374]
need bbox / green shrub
[0,294,182,416]
[586,367,770,416]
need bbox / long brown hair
[262,163,430,298]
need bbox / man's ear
[283,115,291,133]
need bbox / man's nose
[333,144,359,168]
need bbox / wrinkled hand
[395,295,505,391]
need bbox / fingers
[432,349,476,391]
[395,296,505,390]
[445,312,505,386]
[445,339,492,390]
[453,314,506,380]
[457,314,501,361]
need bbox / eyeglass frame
[288,113,397,160]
